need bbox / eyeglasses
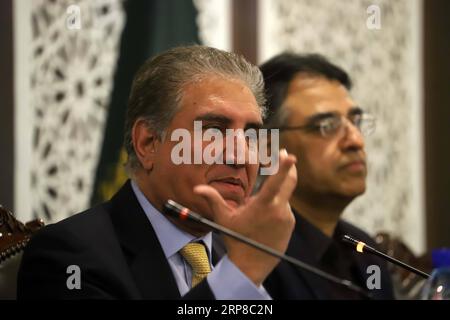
[278,112,376,138]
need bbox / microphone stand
[164,199,372,299]
[342,235,430,279]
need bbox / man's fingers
[193,185,230,220]
[258,149,297,203]
[277,160,298,201]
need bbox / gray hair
[124,45,266,173]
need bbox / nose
[223,129,255,168]
[340,120,365,151]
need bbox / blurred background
[1,0,449,257]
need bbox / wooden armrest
[0,205,44,263]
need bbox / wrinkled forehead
[177,76,263,124]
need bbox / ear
[132,118,160,171]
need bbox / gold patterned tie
[179,242,212,288]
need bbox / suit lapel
[108,180,180,299]
[211,232,226,266]
[129,245,181,299]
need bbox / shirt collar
[131,180,212,260]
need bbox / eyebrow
[304,112,338,124]
[347,106,363,116]
[194,113,263,130]
[304,106,363,124]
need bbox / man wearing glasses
[260,53,395,299]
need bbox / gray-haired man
[18,46,297,299]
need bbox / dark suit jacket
[264,213,395,300]
[17,181,221,299]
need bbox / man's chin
[342,185,366,198]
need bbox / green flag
[91,0,200,205]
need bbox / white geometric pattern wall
[259,0,425,253]
[194,0,231,51]
[30,0,125,222]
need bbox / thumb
[193,184,231,221]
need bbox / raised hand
[194,149,297,285]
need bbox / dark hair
[259,53,352,127]
[124,45,266,174]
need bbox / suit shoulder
[17,203,125,299]
[30,203,111,244]
[20,202,118,268]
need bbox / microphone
[163,199,372,299]
[342,234,430,279]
